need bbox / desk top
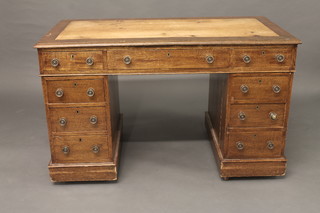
[34,17,301,48]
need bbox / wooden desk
[35,17,301,182]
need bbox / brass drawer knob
[269,112,278,120]
[92,145,100,154]
[236,141,244,150]
[267,141,275,150]
[89,115,98,125]
[123,56,131,65]
[206,55,215,64]
[62,146,70,154]
[272,85,281,93]
[238,111,246,120]
[59,117,67,126]
[86,88,95,97]
[276,54,285,63]
[240,84,249,93]
[243,55,251,64]
[55,88,64,98]
[51,58,60,67]
[86,57,94,66]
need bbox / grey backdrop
[0,0,319,212]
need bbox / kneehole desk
[34,17,301,182]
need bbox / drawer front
[232,47,294,70]
[52,135,110,163]
[46,78,106,103]
[107,48,231,70]
[229,104,286,128]
[40,51,104,73]
[230,74,291,103]
[49,106,108,133]
[226,131,284,159]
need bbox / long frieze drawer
[44,77,106,103]
[231,46,295,70]
[107,48,231,70]
[229,104,286,128]
[39,51,104,73]
[229,74,292,103]
[49,106,108,133]
[51,134,110,163]
[226,131,285,159]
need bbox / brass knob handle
[51,58,59,67]
[236,141,244,150]
[92,145,100,154]
[267,141,275,150]
[238,112,246,120]
[240,84,249,93]
[269,112,277,120]
[123,56,131,65]
[243,55,251,64]
[59,117,67,126]
[55,88,64,98]
[206,55,215,64]
[86,88,95,97]
[86,57,94,66]
[62,146,70,154]
[89,115,98,125]
[272,85,281,93]
[276,54,285,63]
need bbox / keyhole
[258,79,262,83]
[167,52,170,57]
[74,83,77,87]
[262,51,265,55]
[79,138,82,142]
[76,110,79,114]
[256,105,260,110]
[71,54,75,59]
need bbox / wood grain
[107,48,231,70]
[229,73,291,104]
[52,134,111,163]
[208,74,229,151]
[56,18,279,40]
[45,76,106,103]
[231,46,295,71]
[39,50,104,73]
[226,131,285,159]
[38,46,296,75]
[228,103,286,128]
[48,114,123,182]
[205,112,287,178]
[34,17,301,48]
[49,106,108,133]
[35,17,300,181]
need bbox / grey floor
[1,75,320,213]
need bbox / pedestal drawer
[229,74,292,103]
[229,104,286,128]
[49,106,108,133]
[226,131,285,159]
[107,48,231,70]
[51,134,110,163]
[44,77,106,103]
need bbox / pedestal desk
[34,17,301,182]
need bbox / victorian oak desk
[34,17,301,182]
